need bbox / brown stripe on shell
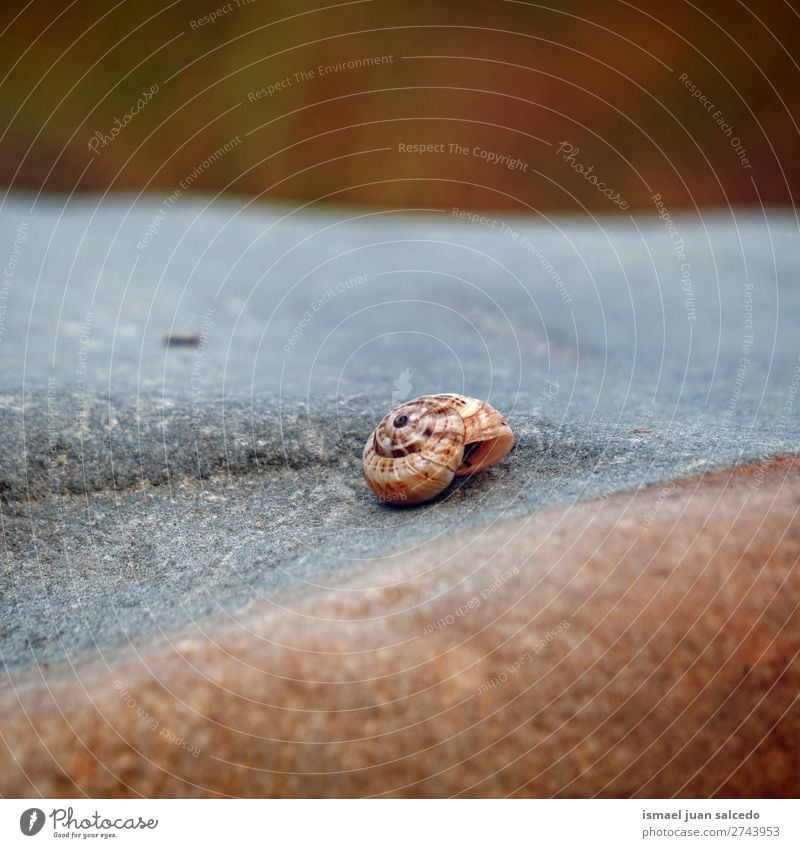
[362,397,465,505]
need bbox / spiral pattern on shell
[362,394,515,505]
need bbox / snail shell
[362,394,515,505]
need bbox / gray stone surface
[1,194,798,669]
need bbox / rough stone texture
[1,197,799,796]
[1,457,798,798]
[1,391,794,670]
[2,199,799,669]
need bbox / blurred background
[1,0,798,211]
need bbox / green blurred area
[0,0,797,211]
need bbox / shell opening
[454,432,516,476]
